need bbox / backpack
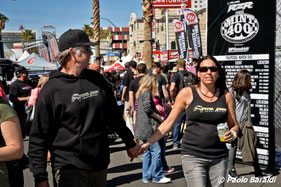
[178,71,195,90]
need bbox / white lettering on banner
[228,47,250,53]
[177,32,186,58]
[214,54,269,61]
[227,2,254,12]
[221,12,259,43]
[191,25,201,59]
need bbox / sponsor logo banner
[184,9,203,59]
[173,19,188,59]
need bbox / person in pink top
[28,75,49,107]
[0,81,8,101]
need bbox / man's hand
[36,180,50,187]
[127,144,139,162]
[138,142,151,155]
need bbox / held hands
[127,141,152,160]
[127,144,140,162]
[138,141,151,155]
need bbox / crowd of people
[0,29,273,187]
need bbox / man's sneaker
[163,167,175,173]
[228,169,239,178]
[173,145,180,150]
[153,177,171,184]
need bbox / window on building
[161,26,164,31]
[171,41,176,50]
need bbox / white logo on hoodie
[71,91,99,102]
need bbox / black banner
[173,20,188,60]
[207,0,276,167]
[184,9,203,59]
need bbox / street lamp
[100,17,124,55]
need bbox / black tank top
[181,86,228,159]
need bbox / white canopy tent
[17,50,30,62]
[17,53,57,71]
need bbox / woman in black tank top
[139,56,239,187]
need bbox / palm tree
[142,0,153,68]
[93,0,100,65]
[0,13,8,31]
[20,29,35,42]
[20,29,36,53]
[0,13,9,58]
[83,24,94,39]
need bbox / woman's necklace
[199,86,216,99]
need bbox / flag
[173,19,188,60]
[38,43,50,62]
[45,32,59,63]
[184,9,203,59]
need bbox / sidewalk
[106,138,281,187]
[24,137,280,187]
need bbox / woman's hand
[224,131,233,142]
[138,142,151,155]
[156,105,164,113]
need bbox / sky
[0,0,143,38]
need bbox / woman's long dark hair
[231,70,251,101]
[194,55,227,95]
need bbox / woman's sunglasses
[198,66,219,72]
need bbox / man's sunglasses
[198,66,219,72]
[77,46,92,54]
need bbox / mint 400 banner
[207,0,276,167]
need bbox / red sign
[160,50,179,63]
[153,50,161,59]
[186,13,196,22]
[153,0,191,9]
[175,21,183,30]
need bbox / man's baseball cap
[176,59,186,66]
[15,66,28,76]
[58,29,97,51]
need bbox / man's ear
[69,48,75,57]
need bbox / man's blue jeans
[173,112,186,146]
[142,141,164,182]
[181,154,228,187]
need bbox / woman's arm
[224,91,239,142]
[0,116,23,161]
[139,87,192,153]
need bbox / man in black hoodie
[28,29,139,187]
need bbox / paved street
[23,137,280,187]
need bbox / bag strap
[248,101,251,122]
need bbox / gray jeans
[181,154,228,187]
[55,168,107,187]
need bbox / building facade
[128,6,207,62]
[96,27,129,65]
[2,30,37,49]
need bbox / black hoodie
[28,69,136,184]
